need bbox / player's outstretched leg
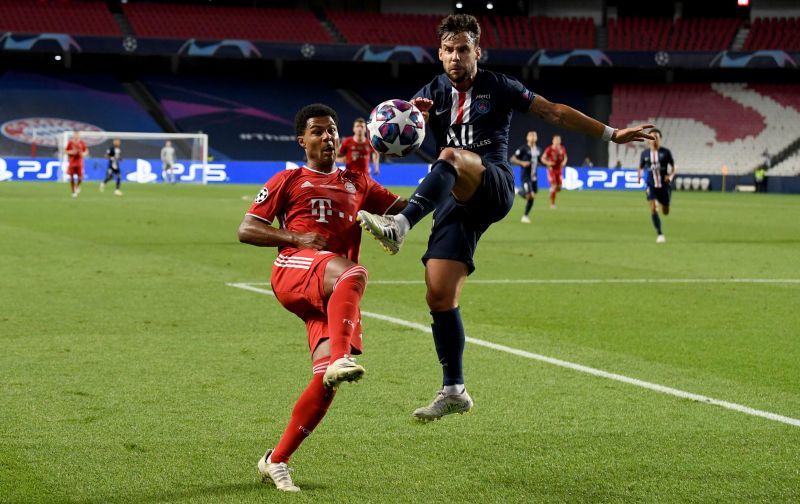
[413,260,474,421]
[359,152,472,255]
[260,358,336,492]
[324,264,368,388]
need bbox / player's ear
[438,46,445,62]
[297,135,306,149]
[475,45,481,60]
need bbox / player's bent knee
[425,290,458,311]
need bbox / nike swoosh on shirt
[434,109,449,116]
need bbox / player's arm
[665,152,677,183]
[528,95,654,144]
[563,151,568,167]
[238,215,326,250]
[384,197,407,215]
[509,153,529,167]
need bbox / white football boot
[323,356,365,389]
[656,234,666,243]
[356,211,405,255]
[521,215,531,223]
[258,449,300,493]
[413,388,474,421]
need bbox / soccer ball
[367,99,425,157]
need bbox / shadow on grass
[81,480,329,503]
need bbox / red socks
[327,265,367,361]
[550,188,557,206]
[270,358,335,464]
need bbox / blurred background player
[510,130,540,223]
[337,117,380,177]
[238,104,405,492]
[638,128,676,243]
[357,14,653,422]
[100,138,123,196]
[65,131,87,198]
[542,134,567,208]
[161,140,176,183]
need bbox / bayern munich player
[337,117,380,176]
[65,131,87,198]
[357,14,654,422]
[542,134,568,208]
[238,104,405,492]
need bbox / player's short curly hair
[437,14,481,46]
[295,103,339,137]
[650,128,662,137]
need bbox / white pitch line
[367,278,800,285]
[226,282,800,428]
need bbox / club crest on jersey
[254,187,269,203]
[344,181,357,193]
[475,99,491,114]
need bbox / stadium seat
[609,83,800,175]
[0,0,120,36]
[123,3,333,43]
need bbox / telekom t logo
[311,198,333,222]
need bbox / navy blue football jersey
[639,147,675,188]
[413,68,536,168]
[512,143,539,180]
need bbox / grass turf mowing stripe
[227,281,800,429]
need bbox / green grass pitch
[1,181,799,503]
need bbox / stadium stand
[143,76,373,161]
[123,3,333,43]
[743,18,800,51]
[326,11,441,46]
[608,17,740,51]
[530,17,595,50]
[769,152,800,176]
[609,83,800,175]
[0,0,121,37]
[328,12,593,49]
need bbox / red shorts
[547,168,562,187]
[270,248,363,355]
[67,165,83,177]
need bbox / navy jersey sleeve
[498,74,536,113]
[664,149,675,168]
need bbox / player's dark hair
[650,128,662,137]
[295,103,339,137]
[354,117,366,124]
[437,14,481,46]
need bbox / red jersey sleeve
[362,177,401,215]
[339,137,352,158]
[246,171,290,224]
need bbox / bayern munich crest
[344,181,357,193]
[0,117,105,147]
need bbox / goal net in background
[57,131,209,183]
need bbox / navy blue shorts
[421,161,515,274]
[646,185,672,206]
[520,174,538,195]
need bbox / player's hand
[293,232,327,250]
[612,124,655,144]
[373,167,380,176]
[410,97,433,113]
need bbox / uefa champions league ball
[367,99,425,157]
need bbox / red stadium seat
[0,0,120,36]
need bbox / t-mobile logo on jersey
[311,198,333,222]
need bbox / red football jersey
[247,166,400,263]
[543,145,567,170]
[339,136,374,174]
[66,140,87,168]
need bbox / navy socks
[524,198,534,216]
[431,307,465,386]
[400,159,457,228]
[651,213,662,234]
